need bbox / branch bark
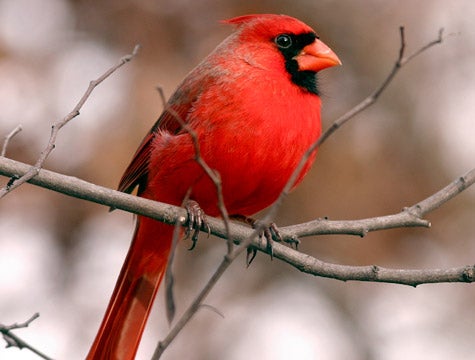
[1,155,474,287]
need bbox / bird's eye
[275,34,292,49]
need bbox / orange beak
[296,38,341,72]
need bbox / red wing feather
[118,131,154,194]
[118,103,192,195]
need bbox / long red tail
[86,216,173,360]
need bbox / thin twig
[154,84,240,349]
[165,209,186,325]
[320,27,443,148]
[0,313,53,360]
[0,45,140,199]
[1,125,23,157]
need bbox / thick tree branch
[1,155,474,286]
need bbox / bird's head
[223,14,341,95]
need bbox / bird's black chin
[285,60,319,95]
[292,71,319,95]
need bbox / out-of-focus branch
[1,125,22,157]
[0,45,140,199]
[0,313,53,360]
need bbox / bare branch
[281,252,474,287]
[152,86,243,351]
[263,243,475,287]
[1,150,474,284]
[0,45,140,199]
[0,156,190,227]
[165,204,186,325]
[0,313,53,360]
[1,125,22,157]
[404,27,444,63]
[413,171,473,216]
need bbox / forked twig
[0,313,53,360]
[0,45,140,198]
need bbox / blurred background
[0,0,474,359]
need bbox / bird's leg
[231,215,284,265]
[184,200,210,250]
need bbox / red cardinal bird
[87,14,340,359]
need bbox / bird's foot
[184,200,210,250]
[232,215,286,265]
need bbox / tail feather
[87,217,173,360]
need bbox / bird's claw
[284,235,300,250]
[246,228,300,266]
[184,200,210,250]
[256,222,300,251]
[246,247,258,266]
[246,221,280,265]
[232,215,285,265]
[258,221,282,260]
